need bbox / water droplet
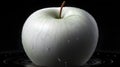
[57,58,62,62]
[67,40,70,43]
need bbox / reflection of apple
[22,2,98,67]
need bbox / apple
[22,1,99,67]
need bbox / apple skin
[22,7,99,66]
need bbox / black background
[1,0,120,52]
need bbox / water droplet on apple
[57,58,62,62]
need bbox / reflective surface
[0,50,120,67]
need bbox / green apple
[22,6,99,66]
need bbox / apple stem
[59,1,66,18]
